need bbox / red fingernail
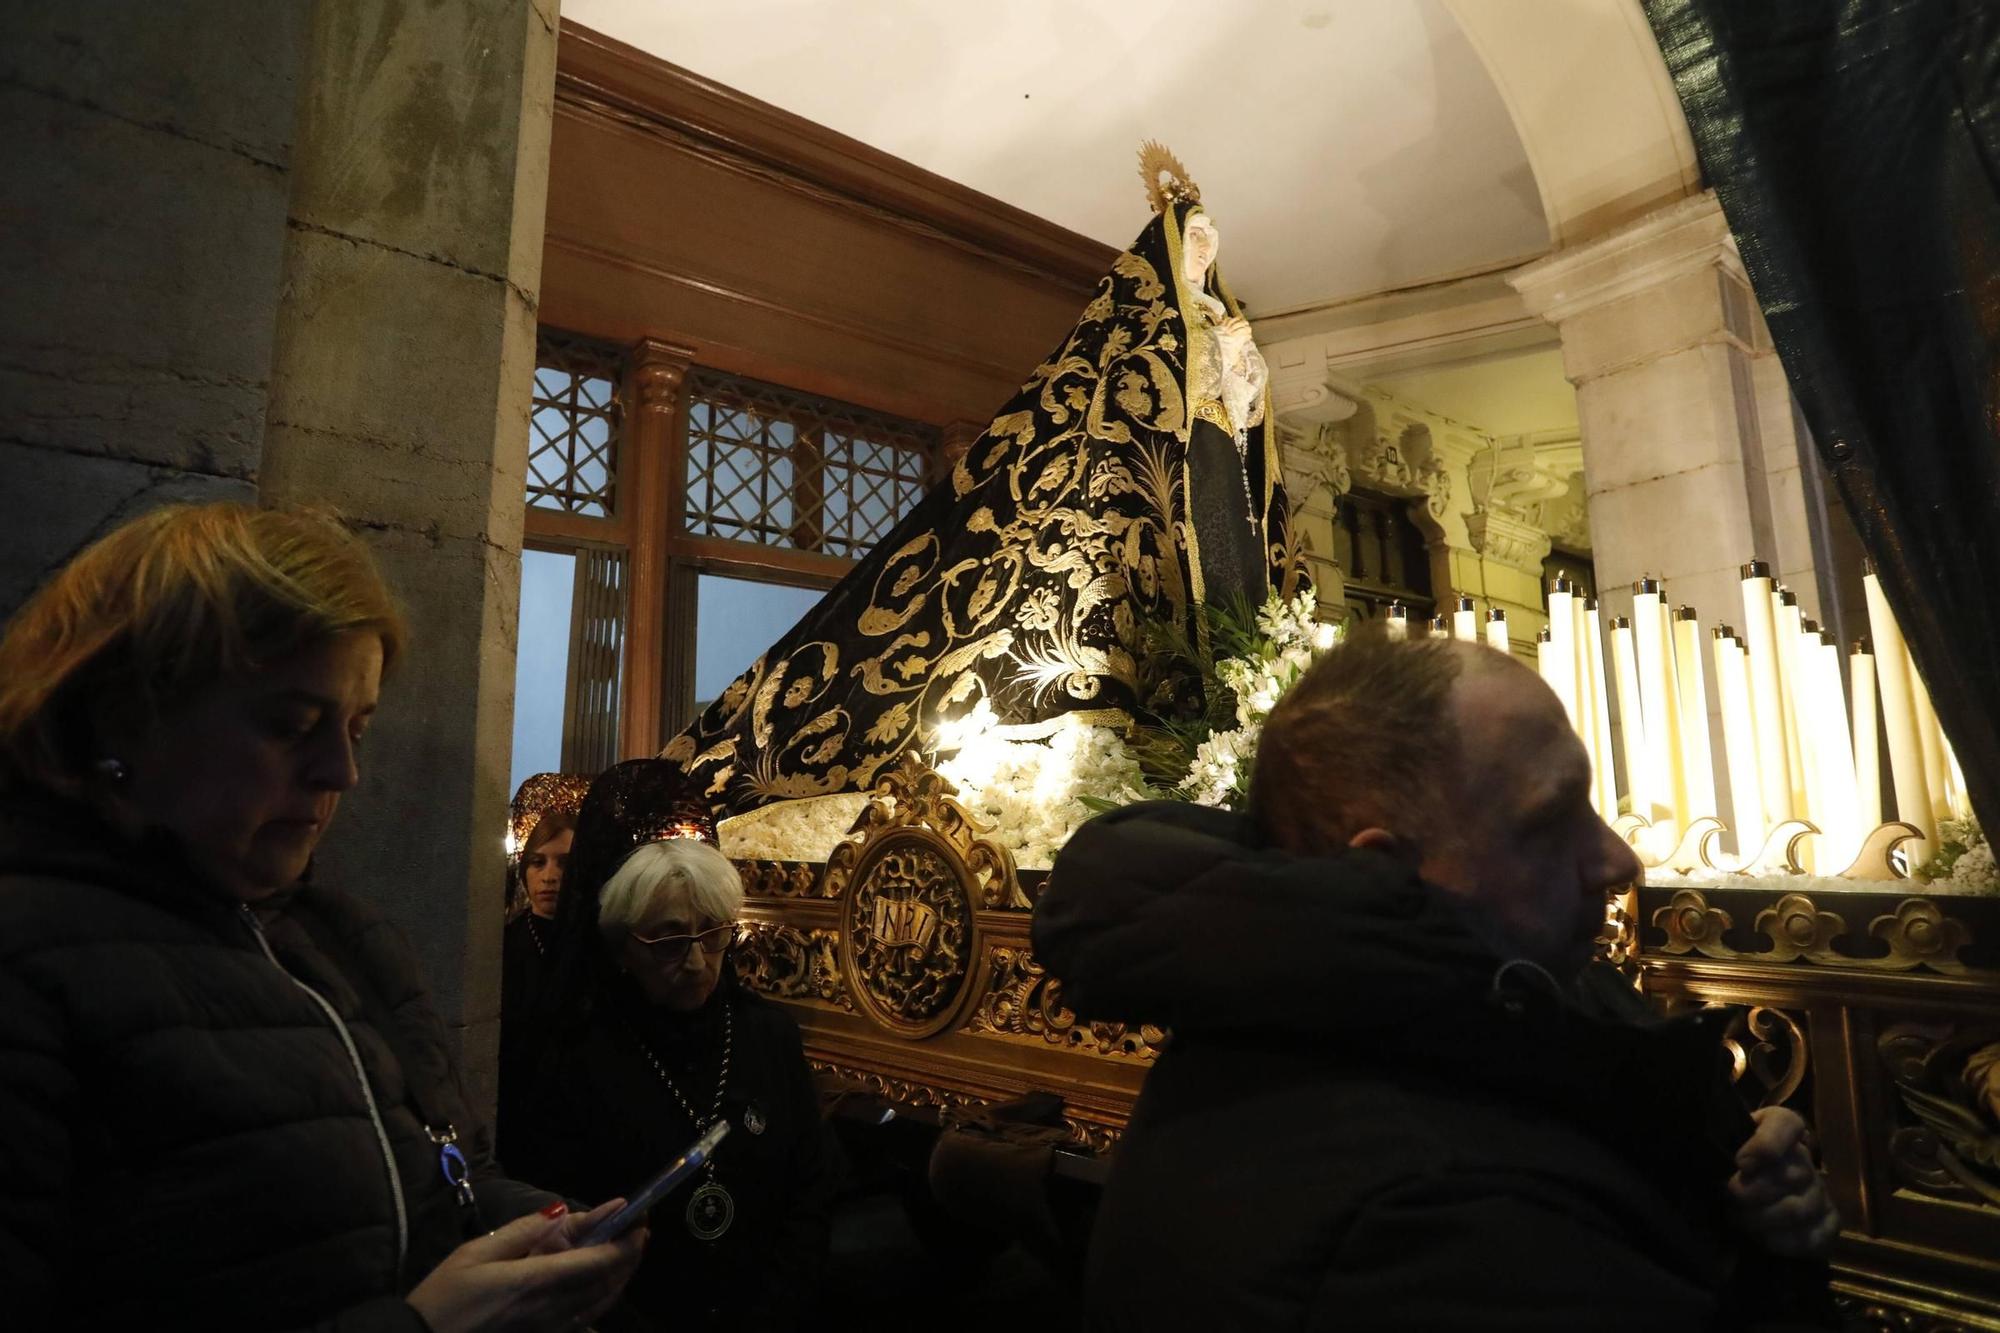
[538,1201,569,1219]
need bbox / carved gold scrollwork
[1709,1003,1809,1109]
[1869,900,1973,975]
[737,860,826,899]
[1650,888,1980,976]
[840,835,976,1037]
[807,1058,1122,1152]
[1597,887,1640,972]
[1756,893,1846,962]
[733,922,848,1008]
[967,946,1165,1060]
[1653,888,1738,958]
[824,753,1022,910]
[1879,1024,2000,1211]
[1831,1293,1986,1333]
[819,754,1029,1039]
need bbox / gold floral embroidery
[660,203,1294,814]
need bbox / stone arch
[1444,0,1700,248]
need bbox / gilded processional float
[651,151,1999,1327]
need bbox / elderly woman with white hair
[512,759,840,1333]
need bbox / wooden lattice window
[1333,488,1435,621]
[682,369,933,558]
[528,330,623,518]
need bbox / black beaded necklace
[631,1003,735,1241]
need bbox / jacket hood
[1032,802,1748,1167]
[1032,800,1500,1037]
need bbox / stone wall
[3,1,559,1120]
[0,3,309,615]
[261,0,559,1113]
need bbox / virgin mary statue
[663,146,1298,814]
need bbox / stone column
[1510,190,1837,825]
[0,3,309,616]
[259,0,559,1115]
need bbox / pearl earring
[93,757,131,785]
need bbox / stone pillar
[0,3,309,616]
[1510,190,1837,823]
[259,0,559,1115]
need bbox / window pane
[681,368,934,558]
[693,574,826,713]
[526,330,621,516]
[511,549,575,795]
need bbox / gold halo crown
[1138,140,1202,214]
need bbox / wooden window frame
[523,335,937,764]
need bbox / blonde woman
[0,503,644,1331]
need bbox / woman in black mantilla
[512,759,841,1332]
[496,770,587,1155]
[662,145,1296,815]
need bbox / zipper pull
[426,1123,479,1215]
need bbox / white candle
[1906,645,1952,827]
[1536,625,1555,690]
[1850,639,1880,826]
[1944,732,1972,821]
[1713,628,1766,858]
[1631,579,1683,829]
[1773,588,1810,815]
[1580,598,1619,823]
[1739,562,1794,823]
[1863,569,1935,851]
[1428,615,1450,641]
[1672,607,1717,819]
[1545,575,1580,731]
[1485,607,1510,655]
[1609,617,1655,823]
[1452,596,1479,644]
[1384,601,1409,642]
[1807,625,1862,870]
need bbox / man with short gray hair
[1034,629,1837,1330]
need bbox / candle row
[1515,565,1964,872]
[1381,567,1965,874]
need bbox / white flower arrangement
[1171,589,1339,809]
[1916,815,1997,895]
[721,590,1342,868]
[937,708,1150,870]
[716,791,875,863]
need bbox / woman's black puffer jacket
[0,792,551,1330]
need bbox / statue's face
[1182,213,1219,285]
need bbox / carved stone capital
[1268,356,1359,426]
[1464,506,1552,572]
[630,338,697,412]
[1278,423,1351,506]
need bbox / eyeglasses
[631,922,736,967]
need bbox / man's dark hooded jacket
[1032,802,1832,1332]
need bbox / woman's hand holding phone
[406,1200,648,1333]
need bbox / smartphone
[575,1119,731,1246]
